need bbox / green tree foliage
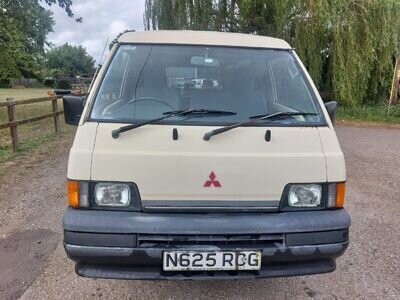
[144,0,400,105]
[46,43,95,76]
[0,0,79,79]
[0,1,55,78]
[41,0,82,22]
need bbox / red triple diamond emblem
[203,171,221,188]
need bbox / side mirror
[324,101,337,125]
[63,95,85,125]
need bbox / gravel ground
[0,125,399,299]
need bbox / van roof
[118,30,291,50]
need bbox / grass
[0,131,56,162]
[337,103,400,124]
[0,88,74,164]
[0,88,50,101]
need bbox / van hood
[89,123,327,210]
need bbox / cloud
[110,21,129,37]
[45,0,145,63]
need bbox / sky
[45,0,145,63]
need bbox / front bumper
[63,208,350,280]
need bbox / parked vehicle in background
[191,78,219,89]
[62,31,350,280]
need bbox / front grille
[137,234,284,248]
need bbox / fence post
[51,97,59,133]
[6,98,18,152]
[389,50,400,106]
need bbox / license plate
[163,250,262,271]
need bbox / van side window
[271,56,315,112]
[98,50,131,105]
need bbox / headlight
[288,184,322,208]
[94,183,131,207]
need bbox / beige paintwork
[67,122,98,180]
[118,30,291,49]
[67,31,346,209]
[91,124,326,203]
[317,127,346,182]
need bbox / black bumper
[63,208,350,280]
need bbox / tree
[0,0,80,79]
[144,0,400,106]
[40,0,82,22]
[46,43,95,76]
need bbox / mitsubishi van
[62,31,350,280]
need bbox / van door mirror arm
[324,101,337,126]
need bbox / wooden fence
[0,96,64,152]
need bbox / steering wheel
[127,96,175,110]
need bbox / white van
[63,31,350,280]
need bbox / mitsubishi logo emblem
[203,171,221,188]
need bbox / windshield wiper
[112,109,236,138]
[164,109,236,116]
[203,111,318,141]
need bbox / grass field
[0,88,74,163]
[0,88,50,101]
[337,103,400,124]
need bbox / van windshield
[91,45,323,125]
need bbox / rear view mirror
[324,101,337,126]
[63,95,85,125]
[191,56,220,67]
